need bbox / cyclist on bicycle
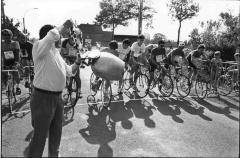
[117,39,131,93]
[186,44,207,86]
[129,34,146,90]
[147,40,167,91]
[1,29,21,95]
[61,33,83,97]
[163,42,187,75]
[91,41,120,95]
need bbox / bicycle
[149,64,174,97]
[123,61,149,98]
[1,66,19,114]
[194,60,219,99]
[170,65,191,98]
[217,62,239,96]
[89,72,112,109]
[22,65,34,95]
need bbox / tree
[167,0,199,45]
[188,28,201,49]
[151,33,167,44]
[94,0,155,38]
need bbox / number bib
[156,55,163,62]
[69,48,77,56]
[4,51,14,60]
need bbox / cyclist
[163,42,187,76]
[61,35,83,97]
[117,39,131,93]
[147,40,167,91]
[1,29,21,95]
[129,34,146,90]
[100,40,119,57]
[186,44,207,86]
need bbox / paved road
[1,66,239,157]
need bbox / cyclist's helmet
[1,29,13,38]
[178,42,185,47]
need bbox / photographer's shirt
[32,28,75,92]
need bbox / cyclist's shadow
[152,97,184,123]
[125,95,157,128]
[109,94,134,130]
[79,107,116,157]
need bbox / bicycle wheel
[158,74,174,97]
[100,80,112,108]
[90,73,97,96]
[195,78,208,99]
[123,70,131,90]
[62,77,79,108]
[135,74,148,98]
[176,74,191,98]
[217,75,233,96]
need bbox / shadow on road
[109,95,134,130]
[152,97,184,123]
[1,95,31,124]
[79,107,116,157]
[125,95,157,128]
[193,98,239,122]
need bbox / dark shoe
[16,87,21,95]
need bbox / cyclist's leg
[147,65,155,90]
[14,69,21,95]
[118,71,124,94]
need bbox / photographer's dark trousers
[28,87,63,157]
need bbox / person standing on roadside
[27,19,81,157]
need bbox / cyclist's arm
[149,50,159,67]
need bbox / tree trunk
[177,20,182,46]
[112,23,115,40]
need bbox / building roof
[78,24,103,34]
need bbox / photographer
[27,19,81,157]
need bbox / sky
[3,0,240,41]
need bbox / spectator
[27,19,81,157]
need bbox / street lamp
[23,7,38,34]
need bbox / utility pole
[138,0,143,35]
[1,0,6,28]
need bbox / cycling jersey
[150,47,166,63]
[131,41,145,57]
[1,40,20,66]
